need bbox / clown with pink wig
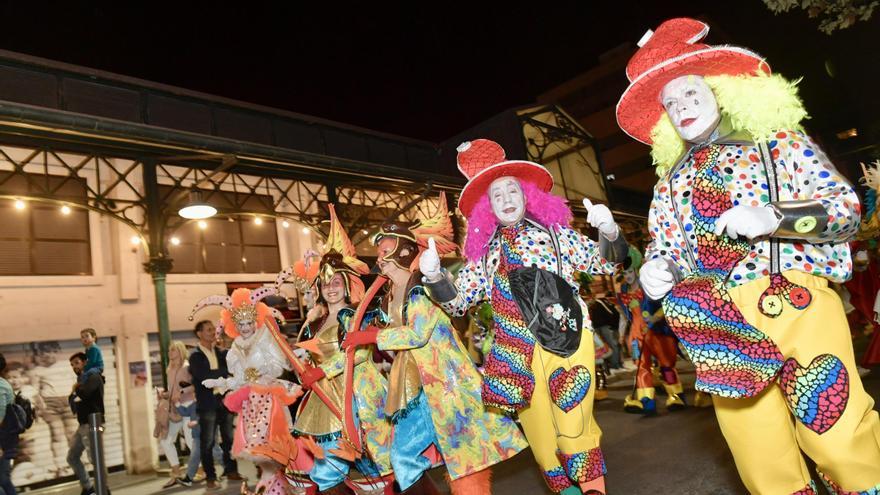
[420,139,629,495]
[190,287,303,495]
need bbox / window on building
[167,188,281,274]
[0,172,92,275]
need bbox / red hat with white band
[455,139,553,217]
[616,17,771,145]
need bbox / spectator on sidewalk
[189,320,241,491]
[0,353,19,495]
[66,352,104,495]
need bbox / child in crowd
[79,328,104,382]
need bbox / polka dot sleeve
[439,259,489,318]
[778,131,861,241]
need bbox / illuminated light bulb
[130,235,140,246]
[362,230,369,235]
[61,205,71,215]
[198,220,208,230]
[301,227,310,235]
[13,199,25,210]
[281,220,290,229]
[170,237,181,246]
[254,217,263,225]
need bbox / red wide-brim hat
[456,139,553,217]
[616,18,770,145]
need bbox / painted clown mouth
[503,207,517,214]
[679,117,697,127]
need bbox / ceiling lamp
[178,190,217,220]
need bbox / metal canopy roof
[0,49,460,188]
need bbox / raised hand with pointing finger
[583,198,619,240]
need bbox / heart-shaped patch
[548,365,591,412]
[778,354,849,434]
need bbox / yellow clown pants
[518,330,606,493]
[714,271,880,494]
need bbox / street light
[178,190,217,220]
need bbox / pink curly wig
[463,179,572,261]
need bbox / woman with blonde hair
[156,340,201,488]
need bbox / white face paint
[660,75,721,144]
[489,176,525,226]
[237,319,256,338]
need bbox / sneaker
[223,472,245,481]
[178,476,194,487]
[81,488,96,495]
[205,480,221,491]
[162,477,179,489]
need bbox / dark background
[0,1,877,156]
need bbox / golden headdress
[189,286,277,338]
[276,204,368,304]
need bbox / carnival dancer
[190,288,303,495]
[616,252,688,414]
[618,17,880,494]
[418,140,628,495]
[279,205,395,495]
[342,193,528,495]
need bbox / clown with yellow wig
[279,205,395,495]
[618,17,880,494]
[190,287,302,494]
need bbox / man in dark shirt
[189,320,240,490]
[66,352,104,495]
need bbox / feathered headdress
[277,204,368,304]
[189,287,277,338]
[372,191,458,271]
[859,160,880,240]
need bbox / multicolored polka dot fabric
[645,131,860,287]
[557,447,606,483]
[548,365,591,413]
[778,354,849,435]
[481,223,538,412]
[662,144,785,398]
[542,465,573,493]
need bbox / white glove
[640,258,676,300]
[201,378,225,390]
[419,237,443,283]
[713,205,779,240]
[583,198,619,240]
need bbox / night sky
[0,1,877,152]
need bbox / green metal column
[142,160,174,388]
[146,257,173,387]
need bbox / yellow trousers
[715,271,880,494]
[518,330,605,493]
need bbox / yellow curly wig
[649,73,809,176]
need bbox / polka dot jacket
[440,219,618,320]
[646,130,861,287]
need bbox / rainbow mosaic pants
[712,271,880,494]
[518,330,606,493]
